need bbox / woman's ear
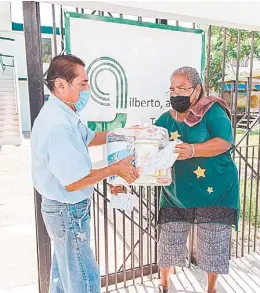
[196,84,202,99]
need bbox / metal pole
[22,2,51,293]
[241,31,255,256]
[103,180,109,292]
[233,30,241,146]
[221,27,227,99]
[60,5,64,52]
[52,4,57,56]
[206,25,211,96]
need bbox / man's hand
[109,184,127,195]
[175,143,194,160]
[115,156,139,184]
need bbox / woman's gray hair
[170,66,202,88]
[170,66,204,98]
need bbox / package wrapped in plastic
[106,125,180,186]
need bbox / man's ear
[55,78,66,90]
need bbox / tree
[204,27,260,92]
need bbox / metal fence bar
[139,187,144,283]
[97,183,100,264]
[248,146,255,254]
[254,130,260,251]
[241,31,255,257]
[60,5,64,52]
[113,208,118,290]
[221,27,227,99]
[103,180,109,292]
[236,147,242,257]
[93,192,97,258]
[51,4,57,56]
[232,30,241,142]
[149,187,153,279]
[23,2,51,293]
[122,210,127,287]
[206,25,211,96]
[131,200,135,286]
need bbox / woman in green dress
[155,67,239,293]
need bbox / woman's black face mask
[170,87,197,113]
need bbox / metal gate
[22,2,260,292]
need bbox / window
[42,38,52,63]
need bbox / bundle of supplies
[106,125,180,186]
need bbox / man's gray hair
[170,66,202,88]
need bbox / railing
[92,181,159,290]
[0,53,23,145]
[20,2,260,293]
[0,54,15,71]
[0,55,6,71]
[93,143,260,292]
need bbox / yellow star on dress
[170,131,181,140]
[207,187,214,194]
[193,166,206,179]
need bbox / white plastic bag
[106,125,180,186]
[110,193,134,212]
[140,140,181,175]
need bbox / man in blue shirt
[31,55,138,293]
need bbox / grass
[233,131,260,227]
[239,179,260,227]
[235,130,259,146]
[236,130,260,136]
[234,131,259,160]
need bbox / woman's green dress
[155,103,240,229]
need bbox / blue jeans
[41,197,100,293]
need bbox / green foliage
[204,27,260,91]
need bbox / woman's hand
[175,143,195,160]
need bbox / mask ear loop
[187,84,200,111]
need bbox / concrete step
[0,136,22,146]
[0,107,16,113]
[0,104,16,109]
[0,92,16,97]
[0,96,16,101]
[0,130,20,138]
[0,108,17,115]
[0,103,16,108]
[0,113,18,120]
[0,100,16,106]
[0,84,15,90]
[0,79,15,85]
[0,75,14,80]
[0,124,19,132]
[0,119,19,126]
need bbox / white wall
[0,2,11,31]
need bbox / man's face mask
[170,87,197,113]
[74,90,91,112]
[69,83,91,112]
